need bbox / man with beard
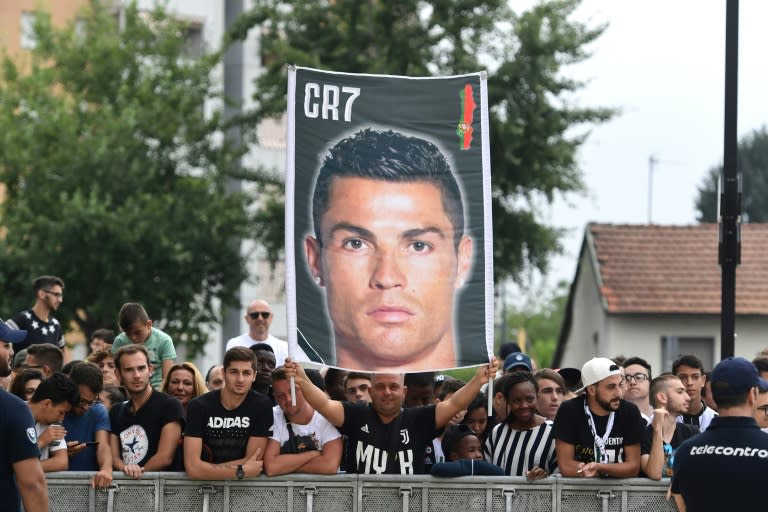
[0,321,48,512]
[109,345,184,478]
[283,357,498,475]
[553,357,644,478]
[184,348,273,480]
[9,276,66,358]
[640,373,698,480]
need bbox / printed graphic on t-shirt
[354,440,415,474]
[120,424,149,465]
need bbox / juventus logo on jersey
[400,428,410,444]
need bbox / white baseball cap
[576,357,622,393]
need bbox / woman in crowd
[86,349,120,387]
[9,368,43,401]
[484,371,557,479]
[161,362,207,411]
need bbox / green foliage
[235,0,614,281]
[0,1,255,354]
[696,126,768,222]
[502,281,569,368]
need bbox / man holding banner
[287,67,494,372]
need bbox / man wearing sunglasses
[8,275,66,356]
[225,299,309,366]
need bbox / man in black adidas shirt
[284,358,498,474]
[184,347,273,480]
[553,357,644,478]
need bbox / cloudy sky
[516,0,768,292]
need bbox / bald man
[225,300,309,366]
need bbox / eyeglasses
[24,364,44,370]
[43,289,63,299]
[758,405,768,417]
[79,397,102,407]
[248,312,271,320]
[624,373,649,384]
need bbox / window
[661,336,715,372]
[20,11,37,49]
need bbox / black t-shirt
[552,395,644,464]
[340,402,436,475]
[640,422,699,455]
[185,389,273,464]
[9,309,64,352]
[109,390,184,468]
[672,416,768,511]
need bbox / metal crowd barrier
[45,472,678,512]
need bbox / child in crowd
[111,303,176,389]
[431,424,505,476]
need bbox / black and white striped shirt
[483,420,557,476]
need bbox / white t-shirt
[270,406,341,454]
[36,422,66,461]
[225,333,310,366]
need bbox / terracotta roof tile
[588,223,768,314]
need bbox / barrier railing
[45,472,678,512]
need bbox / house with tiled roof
[553,223,768,373]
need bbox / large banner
[285,66,493,372]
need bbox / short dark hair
[9,369,43,400]
[272,366,288,383]
[69,362,104,394]
[673,354,704,374]
[223,347,256,371]
[250,343,274,354]
[118,303,150,332]
[441,424,478,460]
[102,385,126,406]
[85,349,114,366]
[753,356,768,375]
[623,356,652,379]
[502,371,538,402]
[649,373,680,408]
[114,344,150,371]
[27,344,64,373]
[498,342,522,361]
[711,381,749,408]
[533,369,566,394]
[205,364,221,384]
[305,369,326,391]
[404,372,435,388]
[311,128,466,251]
[343,372,371,388]
[33,275,64,292]
[30,372,79,406]
[61,360,83,375]
[438,378,465,401]
[91,328,115,345]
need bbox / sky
[512,0,768,298]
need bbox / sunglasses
[248,311,271,320]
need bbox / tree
[230,0,614,282]
[0,2,258,354]
[695,126,768,222]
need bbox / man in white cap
[671,357,768,511]
[552,357,644,478]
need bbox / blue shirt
[0,389,41,512]
[63,403,110,471]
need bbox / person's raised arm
[14,457,48,512]
[284,359,345,427]
[435,358,498,428]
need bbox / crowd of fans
[4,276,768,512]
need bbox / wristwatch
[236,464,245,480]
